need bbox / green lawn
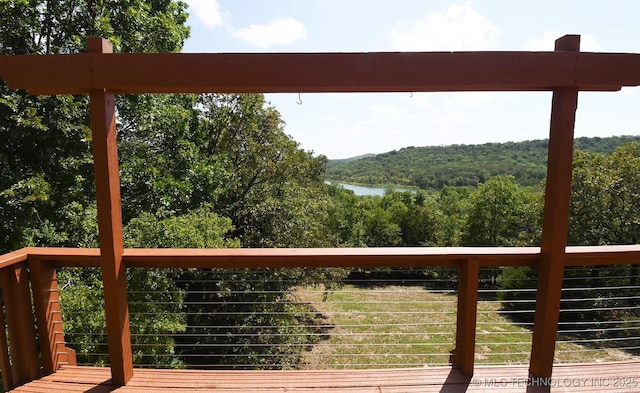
[294,285,638,369]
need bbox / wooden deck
[9,361,640,392]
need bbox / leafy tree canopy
[569,142,640,245]
[0,0,190,253]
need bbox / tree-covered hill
[326,153,376,169]
[325,135,640,189]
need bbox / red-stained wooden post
[451,258,479,376]
[0,299,13,391]
[529,35,580,379]
[0,263,40,385]
[29,259,77,374]
[88,37,134,385]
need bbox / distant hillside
[325,135,640,190]
[326,154,376,170]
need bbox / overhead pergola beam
[1,50,640,95]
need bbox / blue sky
[181,1,640,159]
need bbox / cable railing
[0,245,639,390]
[556,264,640,362]
[54,265,640,370]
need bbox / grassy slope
[296,285,638,369]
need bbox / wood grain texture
[8,362,640,392]
[88,37,133,385]
[2,50,640,95]
[2,245,640,269]
[530,35,581,379]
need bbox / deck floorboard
[8,361,640,392]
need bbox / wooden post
[529,35,580,379]
[451,258,479,376]
[29,259,77,374]
[0,264,40,385]
[0,299,13,391]
[88,37,134,385]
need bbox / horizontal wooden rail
[2,51,640,95]
[20,248,100,267]
[0,249,28,269]
[121,247,540,268]
[7,244,639,269]
[565,245,640,265]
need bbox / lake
[328,182,414,196]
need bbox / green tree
[569,143,640,246]
[119,92,342,368]
[382,190,441,246]
[192,94,331,248]
[363,204,402,247]
[119,93,333,248]
[437,186,471,246]
[118,94,222,222]
[567,143,640,313]
[326,184,368,247]
[59,265,188,367]
[463,176,532,246]
[463,176,539,286]
[0,0,190,253]
[0,0,192,368]
[501,143,640,346]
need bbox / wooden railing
[2,33,640,389]
[1,245,640,390]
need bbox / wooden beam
[121,247,539,269]
[2,50,640,95]
[529,35,580,379]
[0,248,28,269]
[88,37,133,385]
[565,244,640,265]
[11,244,640,269]
[451,258,479,376]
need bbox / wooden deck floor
[9,361,640,392]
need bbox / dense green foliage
[0,0,193,368]
[564,143,640,325]
[325,136,640,189]
[463,176,541,247]
[0,0,190,251]
[0,0,341,369]
[499,143,640,346]
[327,175,540,250]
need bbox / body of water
[328,182,414,196]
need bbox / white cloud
[390,2,499,51]
[184,0,224,29]
[234,17,308,49]
[524,31,602,51]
